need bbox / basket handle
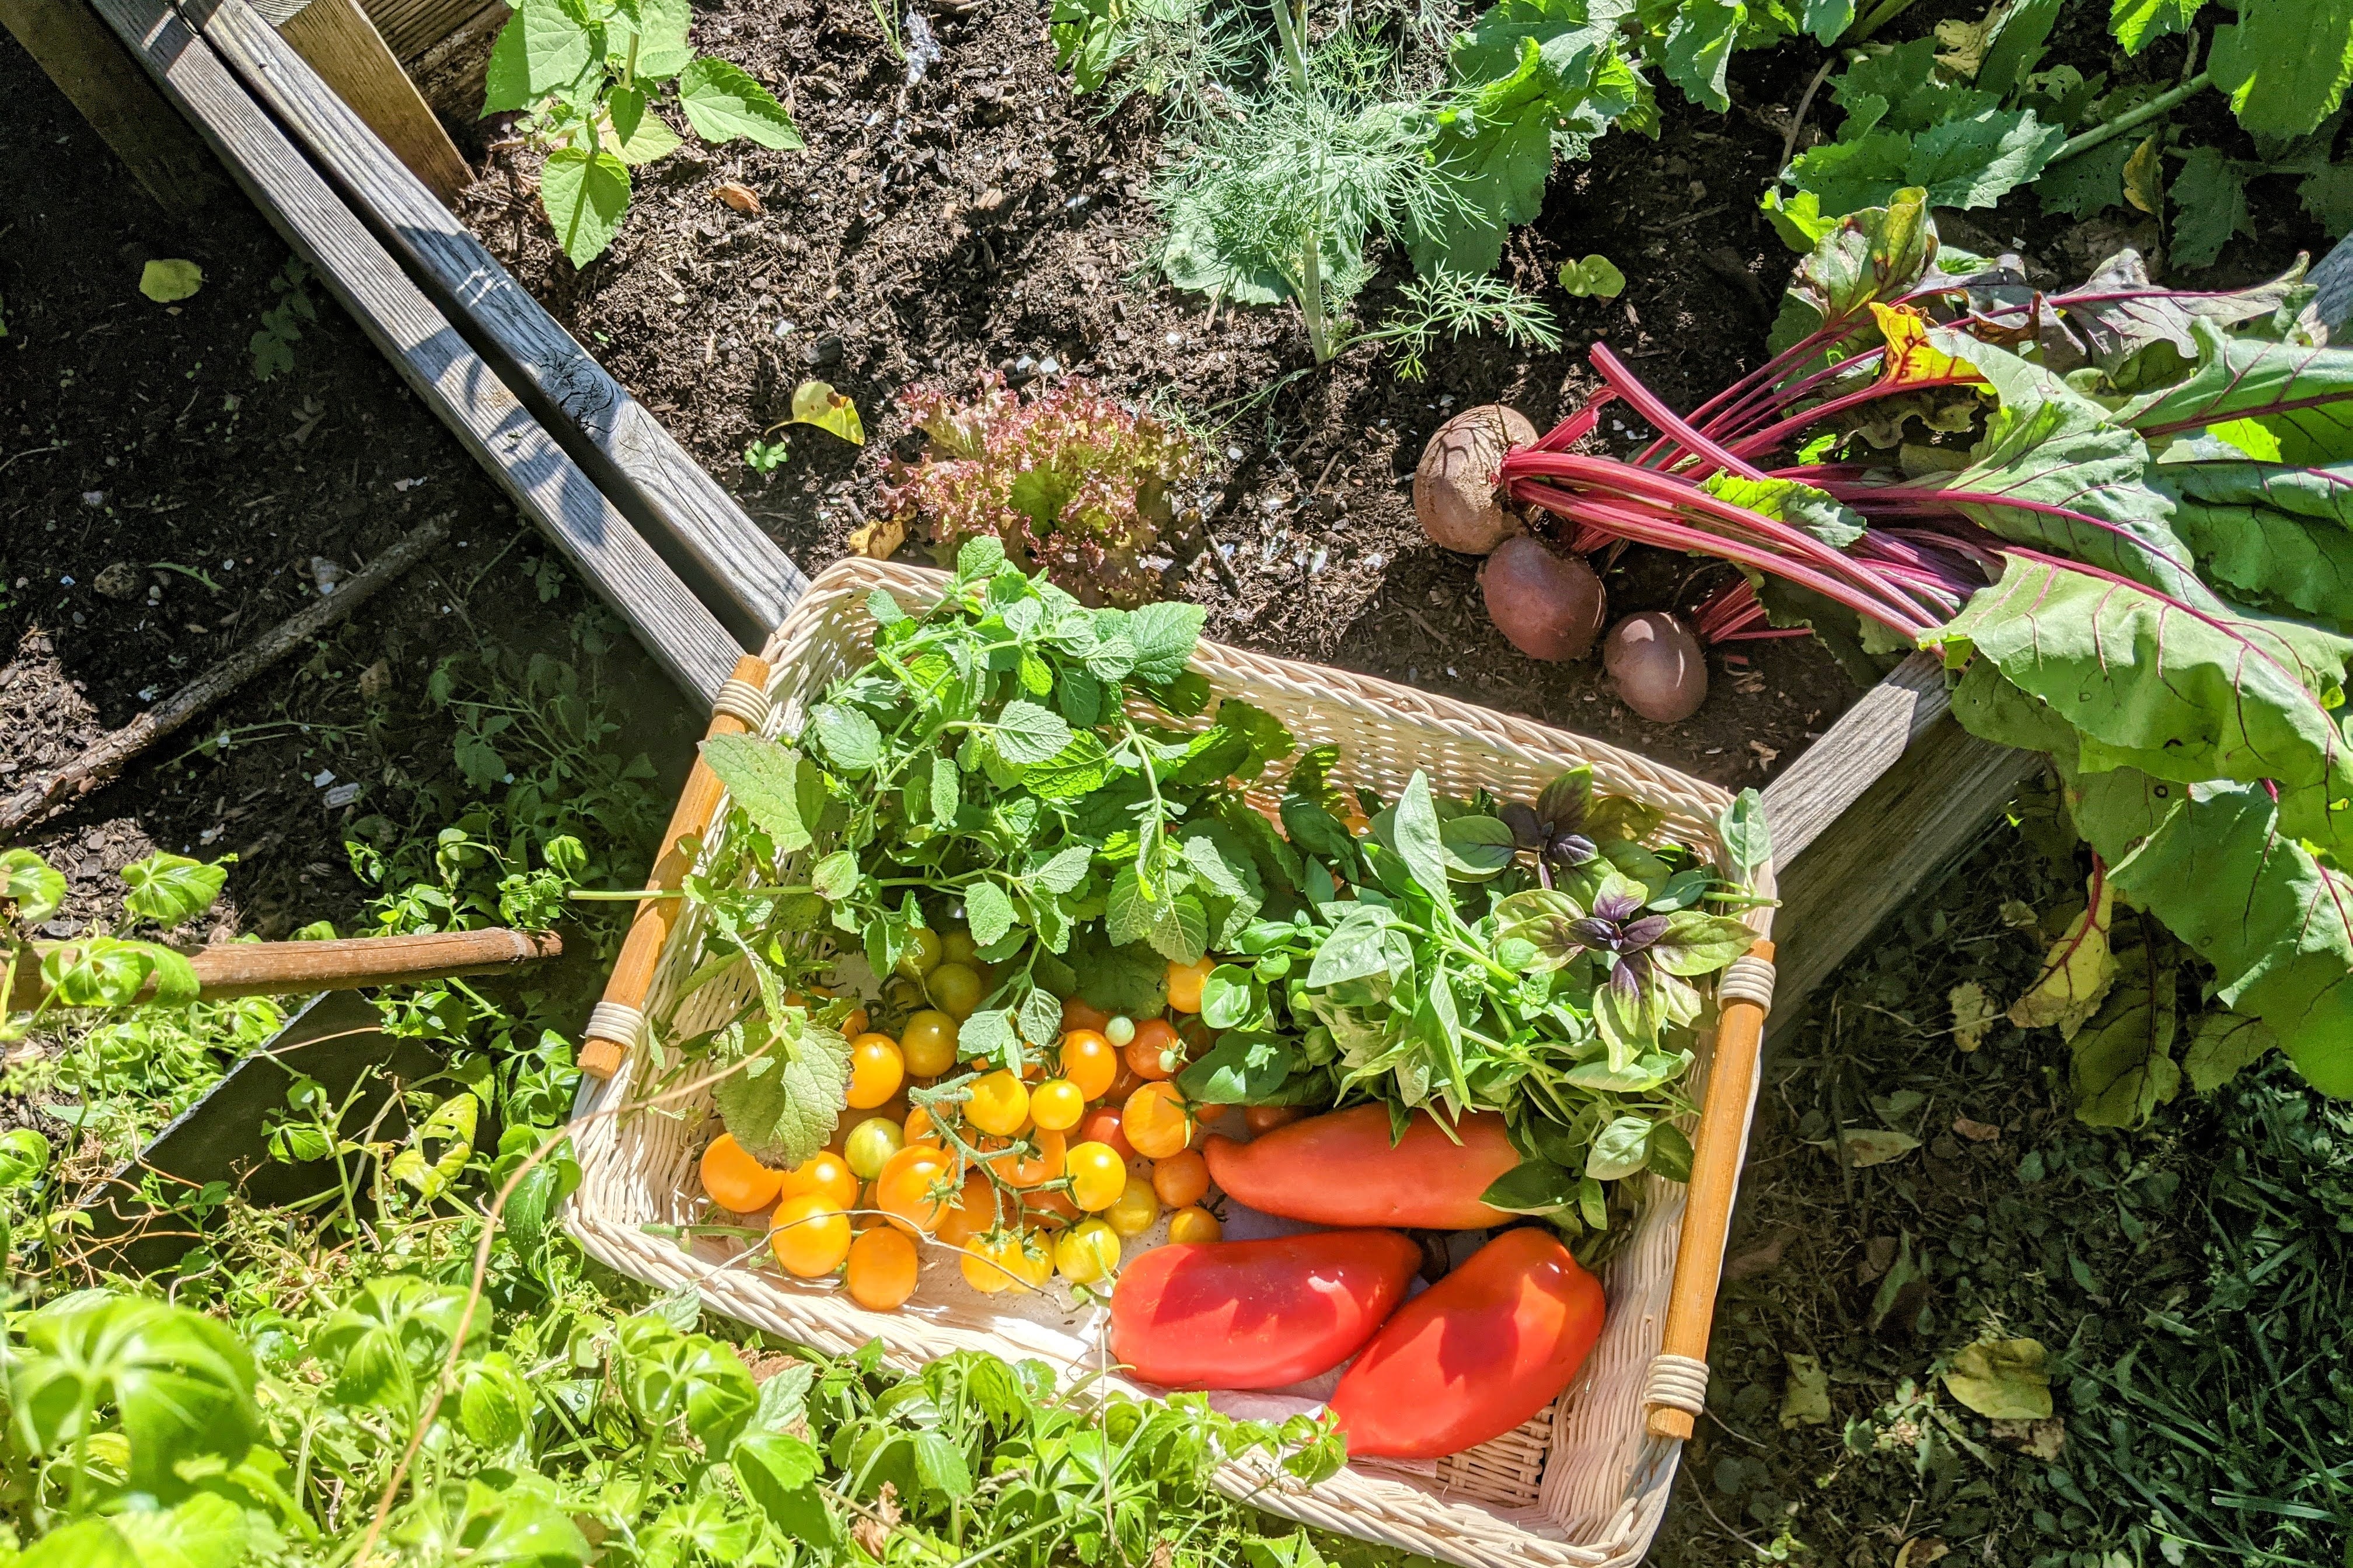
[1645,937,1775,1441]
[577,654,773,1080]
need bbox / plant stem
[1268,0,1311,92]
[2045,72,2210,167]
[1846,0,1916,43]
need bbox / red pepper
[1326,1226,1605,1458]
[1202,1105,1520,1230]
[1109,1230,1420,1390]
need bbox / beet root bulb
[1479,537,1607,662]
[1414,406,1537,555]
[1604,612,1708,721]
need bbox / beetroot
[1604,612,1707,721]
[1414,406,1536,554]
[1479,537,1606,662]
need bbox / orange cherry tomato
[778,1151,857,1211]
[1077,1105,1134,1161]
[699,1133,784,1213]
[1165,957,1214,1014]
[846,1225,919,1309]
[1066,1141,1129,1211]
[1151,1149,1211,1209]
[997,1130,1067,1190]
[1244,1105,1304,1134]
[1167,1204,1223,1244]
[1060,996,1112,1035]
[842,1006,872,1038]
[1125,1018,1182,1081]
[1107,1063,1144,1103]
[847,1033,906,1109]
[1030,1078,1085,1132]
[1056,1031,1118,1100]
[769,1193,851,1277]
[936,1169,999,1246]
[902,1105,947,1148]
[875,1146,956,1234]
[1022,1185,1081,1231]
[1123,1082,1195,1160]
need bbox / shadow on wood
[76,991,457,1275]
[1,0,232,219]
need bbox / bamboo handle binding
[1645,937,1775,1441]
[577,654,773,1079]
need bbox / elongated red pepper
[1327,1226,1605,1458]
[1202,1105,1520,1230]
[1109,1230,1420,1390]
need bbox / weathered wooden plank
[86,0,736,704]
[190,0,810,647]
[1759,650,1952,866]
[1,0,231,219]
[1767,717,2045,1040]
[260,0,472,202]
[359,0,497,63]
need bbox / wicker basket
[567,558,1778,1568]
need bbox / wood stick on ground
[6,926,563,1011]
[0,512,450,839]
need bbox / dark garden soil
[0,37,691,947]
[437,1,2335,795]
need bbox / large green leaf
[2169,146,2255,270]
[539,147,631,268]
[15,1294,261,1495]
[1916,333,2209,603]
[1772,187,1937,352]
[1934,556,2353,858]
[709,1012,851,1169]
[2111,0,2206,51]
[1656,0,1743,112]
[676,58,804,149]
[2074,768,2353,1095]
[2210,0,2353,139]
[2120,320,2353,465]
[2158,472,2353,630]
[516,0,599,98]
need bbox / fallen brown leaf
[1725,1231,1792,1281]
[848,515,905,561]
[1951,1116,2002,1143]
[1894,1537,1949,1568]
[713,181,762,215]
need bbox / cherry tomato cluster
[697,953,1287,1310]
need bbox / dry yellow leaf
[847,515,904,560]
[2010,872,2116,1040]
[2123,135,2163,215]
[713,181,763,215]
[1949,980,1998,1052]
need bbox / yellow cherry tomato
[699,1133,784,1213]
[1056,1031,1117,1101]
[769,1193,851,1277]
[900,1010,961,1078]
[1122,1082,1194,1160]
[966,1070,1031,1137]
[1055,1218,1121,1285]
[1167,1204,1223,1244]
[928,961,985,1021]
[1165,957,1214,1014]
[846,1225,919,1309]
[1151,1149,1211,1209]
[1066,1141,1127,1211]
[1104,1172,1161,1238]
[778,1151,857,1211]
[961,1228,1050,1293]
[943,931,982,966]
[1029,1078,1085,1132]
[897,928,944,979]
[846,1034,905,1109]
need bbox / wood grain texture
[578,654,773,1079]
[272,0,471,201]
[8,927,561,1008]
[0,0,232,218]
[359,0,499,62]
[1759,651,1952,867]
[1647,938,1774,1441]
[87,0,736,705]
[190,0,809,647]
[1768,720,2045,1040]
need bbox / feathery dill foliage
[1152,23,1476,362]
